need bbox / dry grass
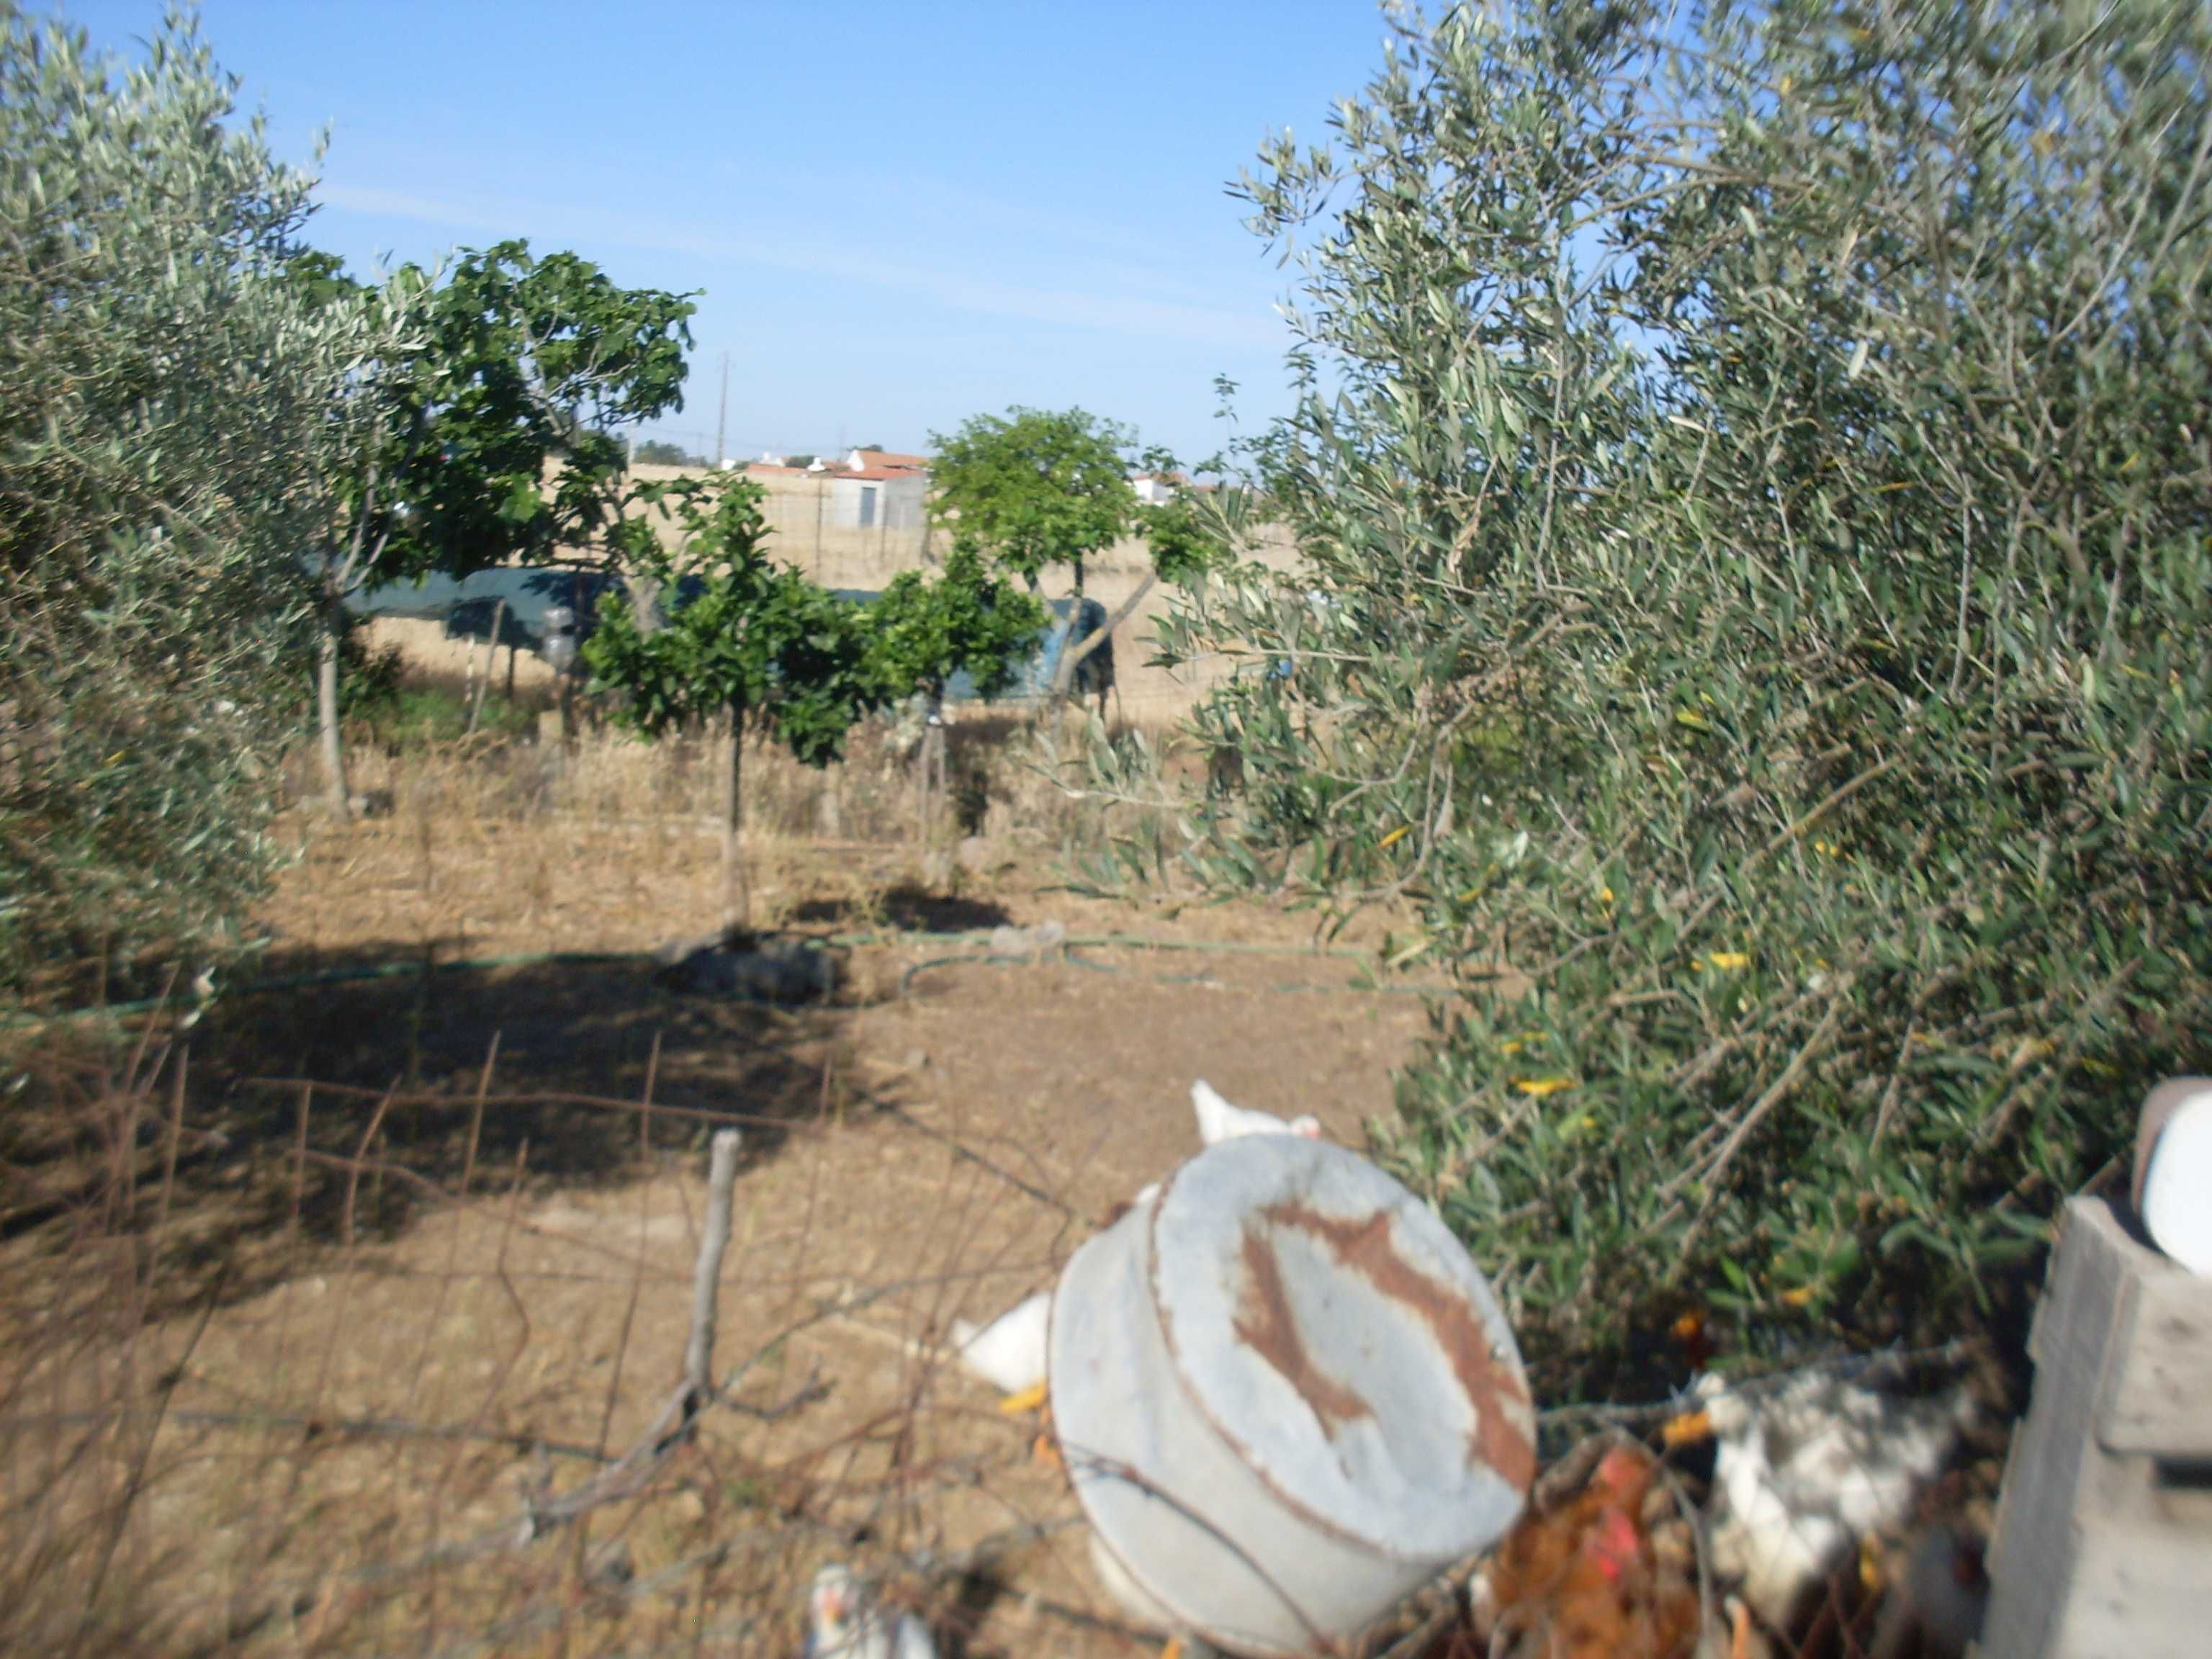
[318,701,1197,912]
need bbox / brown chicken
[1480,1443,1704,1659]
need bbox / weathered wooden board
[1981,1197,2212,1657]
[2100,1264,2212,1459]
[2054,1522,2212,1658]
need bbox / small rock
[903,1048,930,1072]
[987,919,1067,961]
[660,939,837,1003]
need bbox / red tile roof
[853,449,930,471]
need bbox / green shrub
[336,636,410,728]
[1147,0,2212,1394]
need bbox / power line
[714,351,729,468]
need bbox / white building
[1132,471,1182,505]
[845,447,929,474]
[824,448,930,531]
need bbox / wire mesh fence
[0,1012,1160,1656]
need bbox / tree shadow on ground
[6,940,899,1317]
[791,885,1012,933]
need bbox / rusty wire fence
[0,1008,1166,1658]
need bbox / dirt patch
[2,809,1447,1654]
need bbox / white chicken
[803,1563,937,1659]
[1190,1079,1321,1146]
[1696,1370,1975,1635]
[946,1290,1050,1396]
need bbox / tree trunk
[721,706,750,943]
[466,598,506,734]
[316,590,351,822]
[637,577,669,635]
[1048,554,1105,703]
[1057,569,1154,703]
[915,688,946,845]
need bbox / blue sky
[63,1,1391,467]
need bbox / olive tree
[0,4,400,997]
[1138,0,2212,1392]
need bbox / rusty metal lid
[1146,1135,1536,1559]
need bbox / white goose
[946,1290,1051,1397]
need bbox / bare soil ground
[2,805,1441,1655]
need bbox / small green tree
[866,541,1049,832]
[306,242,697,818]
[868,541,1050,714]
[927,407,1133,587]
[927,408,1223,703]
[634,438,703,467]
[582,477,886,936]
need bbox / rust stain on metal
[1232,1228,1373,1439]
[1260,1200,1537,1492]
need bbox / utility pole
[715,352,729,470]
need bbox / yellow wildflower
[997,1382,1048,1416]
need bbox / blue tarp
[347,567,621,654]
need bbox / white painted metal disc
[1146,1134,1535,1560]
[2142,1086,2212,1275]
